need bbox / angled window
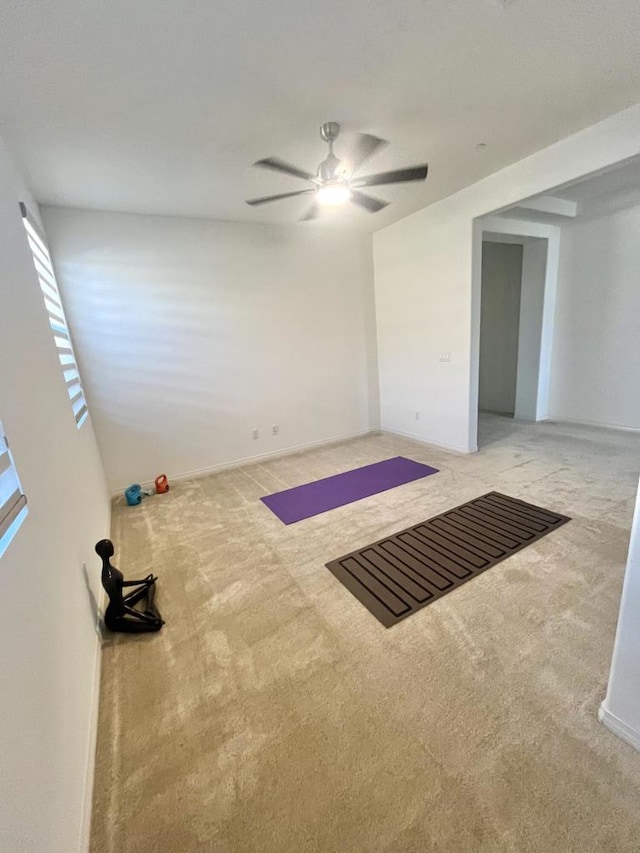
[0,422,28,558]
[20,203,89,428]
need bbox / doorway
[474,227,552,445]
[479,241,523,418]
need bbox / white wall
[548,203,640,430]
[41,208,379,492]
[600,477,640,750]
[373,103,640,452]
[0,139,110,851]
[478,242,523,415]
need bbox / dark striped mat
[325,492,570,627]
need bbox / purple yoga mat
[260,456,438,525]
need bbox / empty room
[2,2,640,852]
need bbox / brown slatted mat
[325,491,570,627]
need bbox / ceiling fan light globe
[317,184,352,206]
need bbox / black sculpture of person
[96,539,164,633]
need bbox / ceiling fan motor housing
[318,152,343,182]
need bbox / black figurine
[96,539,164,633]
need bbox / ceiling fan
[246,122,429,220]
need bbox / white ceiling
[1,0,640,231]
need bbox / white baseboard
[79,503,111,852]
[544,415,640,434]
[79,618,104,851]
[380,427,475,455]
[598,702,640,753]
[110,428,380,497]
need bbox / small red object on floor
[155,474,169,494]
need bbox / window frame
[0,422,28,558]
[20,203,89,429]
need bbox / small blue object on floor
[125,484,143,506]
[260,456,439,524]
[125,484,153,506]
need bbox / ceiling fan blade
[300,203,320,221]
[253,157,316,182]
[350,133,389,174]
[349,189,389,214]
[246,189,315,206]
[351,164,429,188]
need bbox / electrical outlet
[415,411,420,421]
[272,424,279,436]
[439,352,451,363]
[252,428,259,440]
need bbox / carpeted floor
[91,416,640,853]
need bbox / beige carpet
[91,416,640,853]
